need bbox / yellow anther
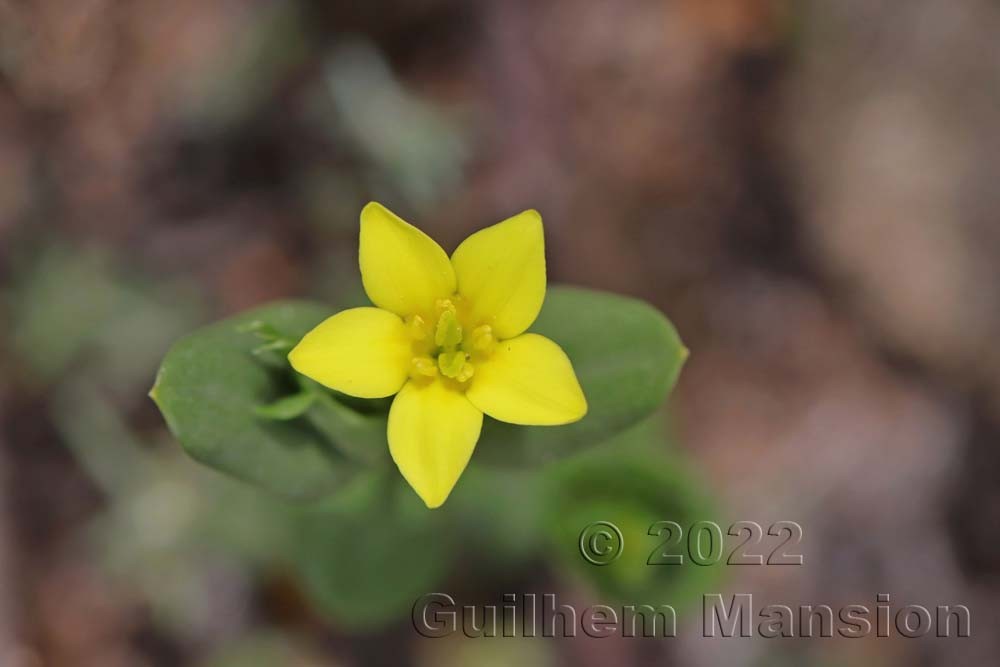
[455,361,475,383]
[406,314,429,341]
[437,350,468,378]
[410,356,438,377]
[435,298,456,315]
[470,325,495,353]
[435,308,463,348]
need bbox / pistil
[406,298,485,384]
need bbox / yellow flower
[288,202,588,508]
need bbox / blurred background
[2,0,1000,665]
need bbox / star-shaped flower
[289,203,587,507]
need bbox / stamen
[470,325,495,353]
[435,298,456,314]
[406,314,429,341]
[455,362,475,383]
[410,356,438,377]
[437,350,468,378]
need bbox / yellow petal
[451,210,545,339]
[388,379,483,508]
[359,202,456,317]
[288,307,410,399]
[466,333,587,425]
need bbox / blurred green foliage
[5,246,204,390]
[0,0,707,642]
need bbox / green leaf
[290,472,453,630]
[253,392,316,420]
[237,319,285,338]
[443,465,547,569]
[543,420,720,606]
[476,286,687,465]
[300,388,389,465]
[151,300,364,501]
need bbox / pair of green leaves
[151,286,686,501]
[150,289,690,628]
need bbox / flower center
[405,298,495,384]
